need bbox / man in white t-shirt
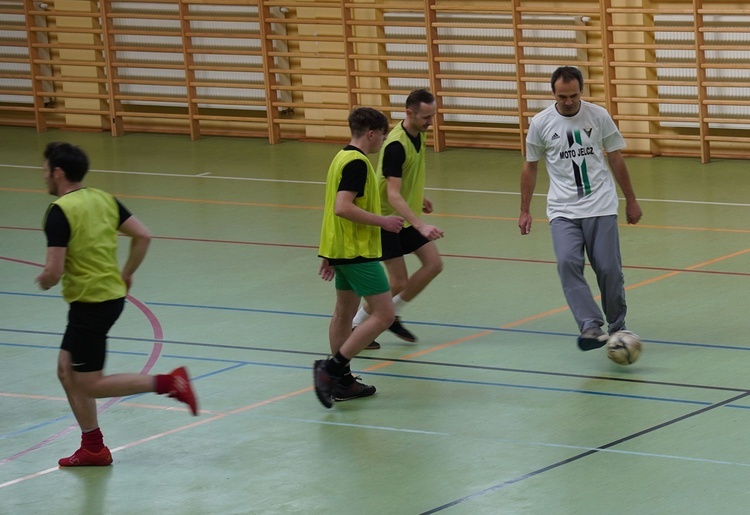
[518,66,642,351]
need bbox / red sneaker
[168,367,199,416]
[58,446,113,467]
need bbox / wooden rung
[0,88,32,95]
[267,52,344,59]
[613,61,697,68]
[191,98,266,106]
[440,125,519,134]
[704,117,750,124]
[349,71,429,79]
[33,59,106,67]
[185,32,261,39]
[115,95,187,103]
[698,9,750,15]
[348,54,426,61]
[0,73,32,79]
[0,41,30,48]
[431,39,515,46]
[187,49,262,56]
[0,105,35,111]
[700,27,750,33]
[345,20,425,28]
[30,27,102,34]
[105,12,180,20]
[272,118,348,126]
[520,42,599,49]
[190,65,264,72]
[606,8,694,14]
[264,0,340,8]
[608,26,693,32]
[35,91,109,100]
[193,114,269,123]
[611,79,697,86]
[36,76,107,84]
[516,24,599,32]
[111,61,186,70]
[702,63,750,70]
[440,108,519,116]
[190,81,265,89]
[110,46,184,52]
[704,135,750,143]
[343,2,424,10]
[272,102,349,109]
[437,57,515,65]
[114,78,186,86]
[703,99,750,106]
[439,91,518,100]
[267,68,348,76]
[613,114,698,122]
[0,57,30,64]
[39,107,109,115]
[620,132,701,141]
[613,97,697,105]
[267,34,341,43]
[517,6,598,13]
[183,16,260,23]
[26,10,99,17]
[702,81,750,87]
[431,22,514,29]
[609,43,693,50]
[274,85,347,93]
[436,73,517,81]
[351,87,410,95]
[107,30,182,37]
[265,18,347,26]
[430,4,513,12]
[115,111,189,119]
[32,43,105,51]
[520,59,599,66]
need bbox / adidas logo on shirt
[551,133,560,140]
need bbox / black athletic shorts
[61,297,125,372]
[381,225,429,260]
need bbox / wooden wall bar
[2,0,750,161]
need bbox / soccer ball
[606,331,642,365]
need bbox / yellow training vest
[318,149,382,260]
[376,122,426,227]
[48,188,127,303]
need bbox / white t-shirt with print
[526,100,626,220]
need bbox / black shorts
[381,225,429,260]
[61,298,125,372]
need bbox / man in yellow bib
[36,142,198,467]
[314,108,404,408]
[352,89,444,348]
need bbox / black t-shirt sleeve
[43,198,132,247]
[44,204,71,247]
[382,141,406,178]
[116,198,132,226]
[337,159,368,197]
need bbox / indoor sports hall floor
[2,125,750,514]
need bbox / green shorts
[334,261,390,297]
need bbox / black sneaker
[388,316,417,343]
[365,340,380,350]
[333,377,376,401]
[577,327,608,351]
[313,360,340,409]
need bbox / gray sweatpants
[550,215,627,334]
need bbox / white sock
[352,306,370,327]
[392,294,408,315]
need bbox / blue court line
[4,343,750,444]
[3,291,750,351]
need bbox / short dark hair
[405,89,435,111]
[44,142,89,182]
[348,107,389,138]
[550,66,584,93]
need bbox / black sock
[325,352,349,377]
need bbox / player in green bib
[314,108,404,408]
[36,142,198,467]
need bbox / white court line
[4,163,750,207]
[248,414,750,468]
